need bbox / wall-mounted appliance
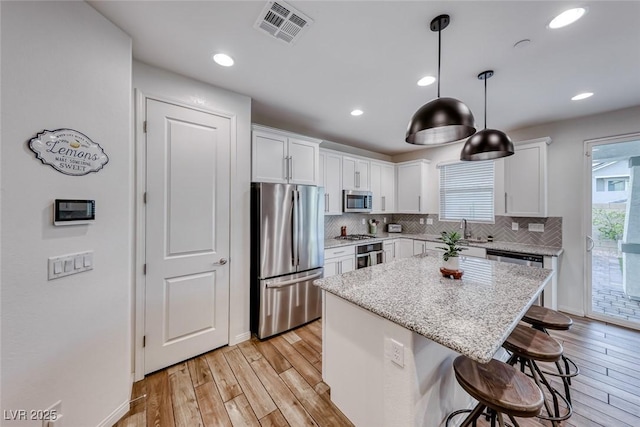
[343,190,373,213]
[53,199,95,226]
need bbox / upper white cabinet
[343,156,370,190]
[252,125,320,185]
[319,150,343,215]
[396,159,430,213]
[504,138,550,217]
[370,161,395,214]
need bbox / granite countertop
[314,252,554,363]
[324,232,563,257]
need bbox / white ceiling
[89,1,640,155]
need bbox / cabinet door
[342,157,357,190]
[324,259,339,278]
[357,160,370,190]
[505,140,548,217]
[383,240,395,263]
[381,164,395,213]
[397,162,425,213]
[396,239,414,259]
[324,152,343,215]
[413,240,426,255]
[370,162,383,213]
[288,137,319,185]
[339,256,356,274]
[252,131,287,183]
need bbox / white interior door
[144,99,230,374]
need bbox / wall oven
[356,242,384,269]
[343,190,373,213]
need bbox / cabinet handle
[418,196,421,212]
[284,156,289,180]
[289,156,293,180]
[325,194,329,212]
[382,196,386,212]
[504,192,507,214]
[355,171,360,188]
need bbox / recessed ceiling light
[417,76,436,86]
[549,8,587,29]
[571,92,593,101]
[213,53,234,67]
[350,109,364,116]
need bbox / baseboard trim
[230,331,251,346]
[558,305,585,317]
[97,399,130,427]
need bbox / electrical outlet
[511,222,519,231]
[383,217,387,224]
[426,218,434,225]
[419,218,424,225]
[528,223,544,232]
[389,339,404,367]
[361,218,366,225]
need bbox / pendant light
[406,14,476,146]
[460,70,514,161]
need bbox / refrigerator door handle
[265,270,323,289]
[292,189,300,267]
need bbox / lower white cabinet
[413,240,426,255]
[324,245,356,278]
[383,239,396,263]
[394,238,415,259]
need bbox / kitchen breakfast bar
[313,251,554,427]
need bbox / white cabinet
[383,239,396,263]
[370,161,395,214]
[395,238,415,259]
[319,150,343,215]
[504,138,550,217]
[417,239,487,258]
[324,245,356,278]
[252,125,320,185]
[413,240,426,255]
[343,156,370,190]
[396,160,430,213]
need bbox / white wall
[132,61,252,372]
[320,140,393,162]
[1,2,132,426]
[392,106,640,315]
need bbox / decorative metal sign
[28,129,109,176]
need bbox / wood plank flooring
[115,316,640,427]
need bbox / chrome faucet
[460,219,471,239]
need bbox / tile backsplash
[325,214,562,247]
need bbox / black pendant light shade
[460,128,514,160]
[406,15,476,146]
[460,70,514,161]
[406,97,476,145]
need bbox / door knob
[214,258,228,266]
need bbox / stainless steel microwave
[343,190,373,213]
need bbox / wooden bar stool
[445,356,544,427]
[503,324,572,425]
[522,305,580,404]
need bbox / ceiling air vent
[254,1,313,45]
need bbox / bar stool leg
[556,359,572,404]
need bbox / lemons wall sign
[28,129,109,176]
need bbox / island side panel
[323,291,474,427]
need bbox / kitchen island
[314,251,554,427]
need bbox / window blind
[439,161,494,222]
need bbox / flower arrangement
[436,231,466,261]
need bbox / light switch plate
[419,218,424,225]
[48,251,93,280]
[426,218,434,225]
[529,223,545,232]
[512,222,519,231]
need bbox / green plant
[593,208,625,241]
[436,231,467,261]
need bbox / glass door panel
[587,135,640,329]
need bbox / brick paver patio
[592,248,640,323]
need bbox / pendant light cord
[437,22,441,98]
[484,76,487,129]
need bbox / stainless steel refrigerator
[251,182,324,339]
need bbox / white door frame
[133,90,236,380]
[583,131,640,330]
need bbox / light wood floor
[115,315,640,427]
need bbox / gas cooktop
[335,234,377,241]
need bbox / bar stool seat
[504,324,572,425]
[446,356,544,426]
[523,305,573,330]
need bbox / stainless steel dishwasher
[486,249,543,267]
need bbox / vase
[443,257,460,271]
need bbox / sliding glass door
[586,134,640,329]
